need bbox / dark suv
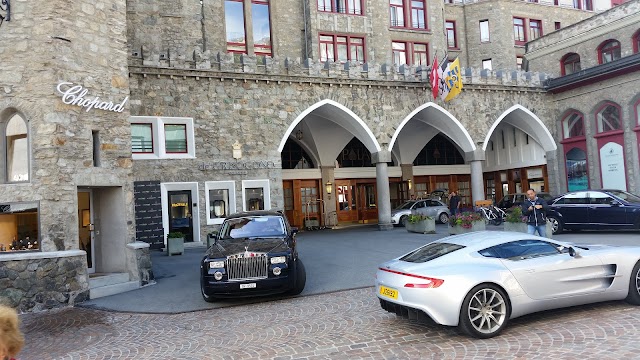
[200,210,306,302]
[496,192,553,210]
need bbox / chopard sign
[56,82,129,113]
[199,161,277,171]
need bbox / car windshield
[396,201,416,210]
[607,190,640,204]
[400,242,465,263]
[220,216,286,239]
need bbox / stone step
[89,281,140,300]
[89,273,130,289]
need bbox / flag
[437,57,450,101]
[444,57,463,102]
[429,56,439,100]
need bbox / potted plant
[166,232,185,256]
[405,212,436,234]
[448,211,485,235]
[503,206,553,238]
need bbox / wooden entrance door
[357,183,378,223]
[283,180,321,228]
[336,180,358,223]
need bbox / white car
[390,199,450,226]
[376,231,640,338]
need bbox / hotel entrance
[336,180,378,224]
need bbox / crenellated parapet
[129,47,551,89]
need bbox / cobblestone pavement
[20,287,640,360]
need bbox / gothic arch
[482,104,557,152]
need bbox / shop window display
[0,202,39,252]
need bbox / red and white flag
[429,56,439,100]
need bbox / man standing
[521,189,549,236]
[449,191,461,217]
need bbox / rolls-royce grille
[227,255,268,281]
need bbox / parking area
[80,224,640,313]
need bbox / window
[589,192,613,205]
[596,103,621,133]
[598,40,621,64]
[206,181,236,225]
[555,22,561,30]
[252,0,272,57]
[529,19,542,41]
[319,34,365,63]
[562,112,585,139]
[318,0,363,15]
[0,201,40,252]
[92,130,100,167]
[392,41,428,66]
[445,21,457,48]
[573,0,593,10]
[633,30,640,54]
[400,242,465,263]
[482,59,492,70]
[561,53,581,75]
[479,20,490,43]
[129,117,196,159]
[516,56,523,70]
[4,113,29,183]
[389,0,426,30]
[636,98,640,127]
[479,240,560,260]
[513,18,526,44]
[225,0,246,56]
[242,180,271,211]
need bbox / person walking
[448,191,461,217]
[521,188,549,236]
[0,304,24,360]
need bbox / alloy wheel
[439,213,449,224]
[467,288,507,335]
[636,267,640,296]
[549,218,559,233]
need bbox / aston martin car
[375,231,640,338]
[200,211,306,302]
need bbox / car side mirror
[610,200,621,207]
[568,247,576,257]
[207,232,218,244]
[291,227,299,235]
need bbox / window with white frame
[205,181,236,225]
[4,113,29,183]
[129,117,196,159]
[242,180,271,211]
[479,20,490,43]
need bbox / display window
[0,201,40,252]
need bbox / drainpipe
[302,0,309,58]
[201,0,207,52]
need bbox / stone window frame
[479,20,490,43]
[129,116,196,160]
[445,20,457,49]
[594,102,623,134]
[317,0,364,16]
[0,109,31,184]
[205,181,237,225]
[597,39,621,65]
[560,53,581,76]
[513,17,526,45]
[0,201,41,253]
[242,179,271,212]
[389,0,428,31]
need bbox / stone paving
[20,287,640,359]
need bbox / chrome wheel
[467,288,507,335]
[636,267,640,296]
[439,213,449,224]
[548,217,561,234]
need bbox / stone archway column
[373,150,393,231]
[468,149,486,209]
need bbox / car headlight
[270,256,286,264]
[209,261,225,268]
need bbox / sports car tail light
[378,267,444,288]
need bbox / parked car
[496,192,554,210]
[200,210,306,302]
[376,231,640,338]
[547,189,640,234]
[391,199,450,226]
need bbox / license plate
[379,285,398,300]
[240,283,256,289]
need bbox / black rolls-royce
[200,210,306,302]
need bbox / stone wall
[126,242,155,287]
[526,0,640,76]
[0,251,89,313]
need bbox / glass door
[357,183,378,223]
[77,190,95,273]
[168,191,193,242]
[336,180,358,223]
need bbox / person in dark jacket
[521,189,550,236]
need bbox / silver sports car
[376,231,640,338]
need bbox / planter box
[503,221,553,238]
[167,237,184,256]
[406,218,436,234]
[449,221,486,235]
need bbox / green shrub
[167,232,184,239]
[505,206,526,223]
[408,213,433,224]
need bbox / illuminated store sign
[56,82,129,113]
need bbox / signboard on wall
[133,181,165,249]
[600,142,627,191]
[527,168,543,179]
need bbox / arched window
[598,40,621,64]
[4,113,29,182]
[561,53,581,76]
[562,112,584,139]
[596,103,621,133]
[633,30,640,54]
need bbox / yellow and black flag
[444,57,463,102]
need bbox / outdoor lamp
[325,181,333,195]
[407,179,412,190]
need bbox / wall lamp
[407,179,412,190]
